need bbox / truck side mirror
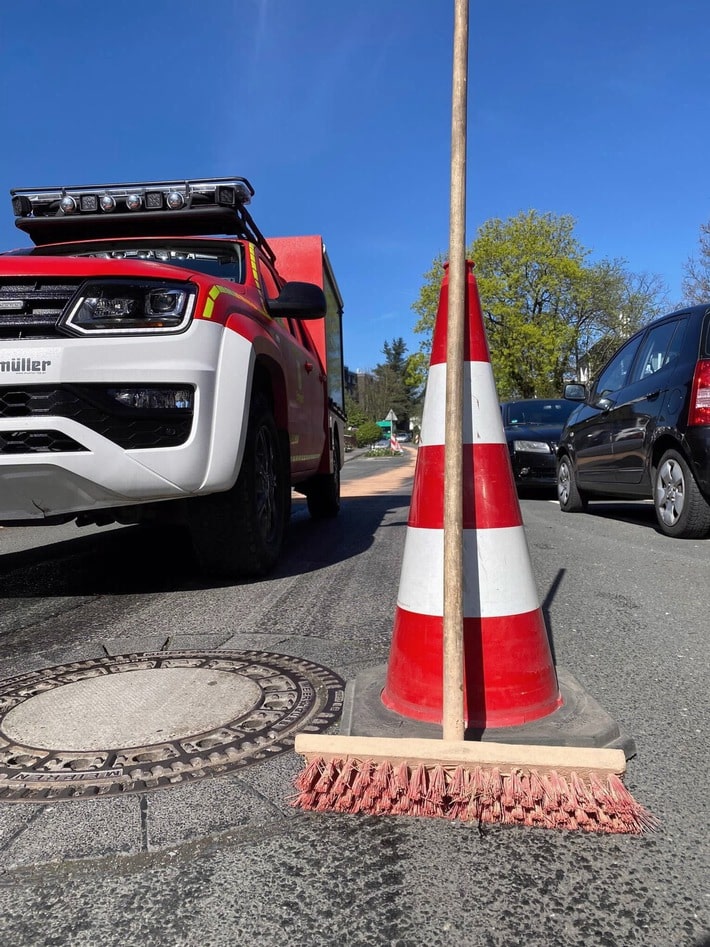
[269,281,326,320]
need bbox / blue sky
[0,0,708,371]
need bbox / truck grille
[0,430,87,454]
[0,279,81,339]
[0,386,192,450]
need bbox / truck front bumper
[0,322,253,521]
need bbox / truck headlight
[63,280,196,335]
[513,440,551,453]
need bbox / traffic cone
[293,260,653,834]
[381,262,562,728]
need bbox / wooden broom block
[294,733,627,777]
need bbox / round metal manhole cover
[0,651,344,803]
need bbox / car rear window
[629,318,686,384]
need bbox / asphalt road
[0,451,707,947]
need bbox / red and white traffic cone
[382,262,562,728]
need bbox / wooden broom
[291,0,656,834]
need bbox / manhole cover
[0,650,344,803]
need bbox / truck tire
[306,436,341,519]
[189,394,287,577]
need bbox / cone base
[342,663,636,759]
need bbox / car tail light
[688,359,710,426]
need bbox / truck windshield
[17,241,246,283]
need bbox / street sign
[385,409,397,421]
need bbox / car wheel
[557,455,587,513]
[654,448,710,539]
[305,435,341,519]
[189,394,287,576]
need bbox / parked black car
[501,398,582,489]
[557,304,710,538]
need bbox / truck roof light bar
[9,176,274,261]
[11,177,254,219]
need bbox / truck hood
[0,254,198,283]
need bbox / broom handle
[443,0,469,742]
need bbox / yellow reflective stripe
[202,285,221,320]
[248,243,267,311]
[248,243,260,283]
[201,282,267,319]
[291,453,324,463]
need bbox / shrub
[356,420,383,447]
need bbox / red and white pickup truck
[0,176,345,576]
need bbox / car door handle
[304,361,314,373]
[645,389,660,401]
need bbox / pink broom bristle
[428,765,448,806]
[528,771,546,806]
[449,765,469,801]
[314,791,336,812]
[558,776,578,815]
[389,795,410,816]
[360,782,381,812]
[446,766,470,820]
[375,759,395,794]
[331,757,357,796]
[544,770,565,809]
[500,776,516,811]
[333,789,355,813]
[607,774,640,814]
[293,757,323,793]
[290,757,657,834]
[510,770,525,803]
[293,789,318,810]
[313,758,339,794]
[391,761,410,800]
[570,772,597,814]
[351,758,375,796]
[590,772,621,813]
[408,764,428,803]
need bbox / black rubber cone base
[341,665,636,759]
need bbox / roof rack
[10,176,276,263]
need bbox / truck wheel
[306,437,341,519]
[654,448,710,538]
[189,395,287,577]
[557,455,587,513]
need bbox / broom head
[292,734,658,835]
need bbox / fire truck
[0,177,345,576]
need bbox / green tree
[365,337,422,424]
[682,221,710,303]
[570,261,668,380]
[403,350,428,403]
[413,210,668,396]
[344,391,370,429]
